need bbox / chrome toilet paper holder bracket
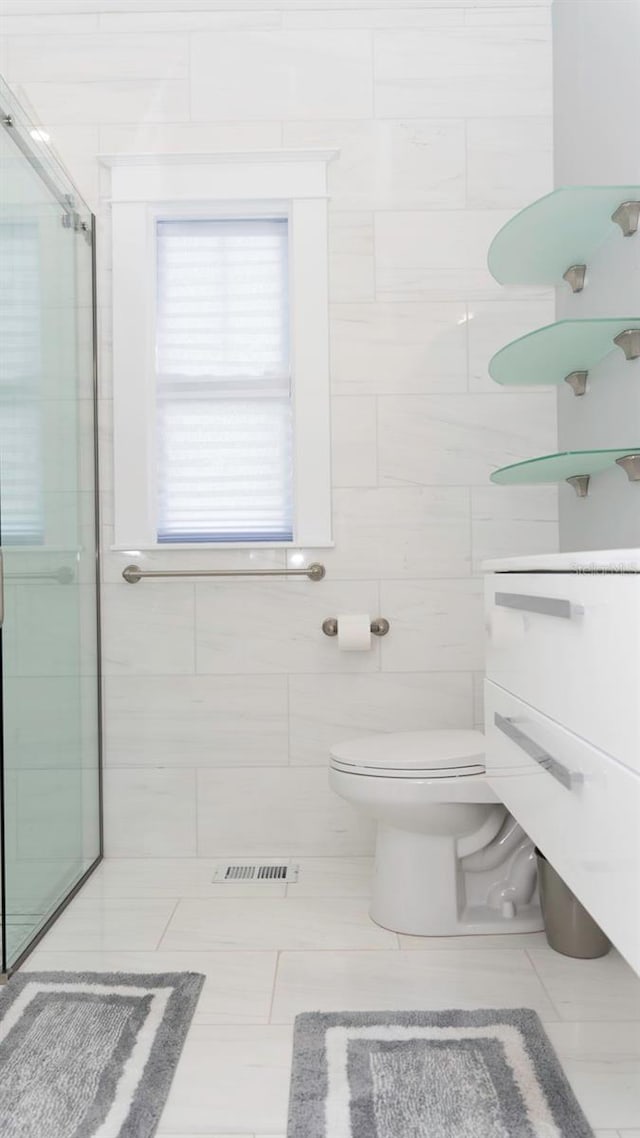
[322,617,390,637]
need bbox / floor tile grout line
[267,950,281,1024]
[154,898,181,951]
[524,946,568,1021]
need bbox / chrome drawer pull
[494,592,581,619]
[494,713,584,791]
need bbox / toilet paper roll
[337,613,371,652]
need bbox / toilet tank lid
[329,730,485,771]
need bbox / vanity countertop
[482,548,640,573]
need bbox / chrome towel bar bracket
[122,562,326,584]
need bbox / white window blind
[0,222,44,546]
[155,217,293,544]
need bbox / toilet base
[369,823,544,937]
[370,902,544,938]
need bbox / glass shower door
[0,79,102,973]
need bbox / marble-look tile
[77,859,286,900]
[398,932,548,950]
[284,8,464,28]
[286,857,373,898]
[377,392,557,487]
[374,27,552,118]
[34,898,177,952]
[19,79,189,125]
[329,211,375,302]
[104,675,288,767]
[0,14,99,33]
[284,119,465,210]
[465,7,552,28]
[158,1025,292,1135]
[161,898,397,952]
[288,672,473,765]
[473,670,485,729]
[25,948,277,1025]
[99,120,283,155]
[527,947,640,1021]
[271,949,558,1023]
[100,10,283,31]
[471,484,559,571]
[375,208,516,301]
[190,30,372,121]
[101,583,195,675]
[330,396,378,487]
[196,767,375,858]
[103,769,196,858]
[545,1021,640,1130]
[380,578,484,672]
[467,297,556,393]
[466,116,552,208]
[292,487,471,580]
[330,301,467,395]
[194,579,380,674]
[6,32,188,81]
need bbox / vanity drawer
[485,572,640,772]
[485,680,640,973]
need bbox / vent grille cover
[212,862,299,883]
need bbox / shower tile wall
[0,0,558,858]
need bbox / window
[108,153,335,550]
[155,217,292,544]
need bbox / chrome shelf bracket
[564,369,588,396]
[562,264,586,293]
[613,328,640,360]
[566,475,590,498]
[615,453,640,482]
[611,200,640,237]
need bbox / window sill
[110,541,335,552]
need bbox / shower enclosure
[0,77,102,975]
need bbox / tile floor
[22,855,640,1137]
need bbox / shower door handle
[0,549,4,627]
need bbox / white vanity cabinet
[483,549,640,975]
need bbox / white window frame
[105,151,336,550]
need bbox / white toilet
[329,730,543,937]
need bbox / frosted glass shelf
[488,187,640,287]
[488,318,640,389]
[491,449,640,496]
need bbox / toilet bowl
[329,730,543,937]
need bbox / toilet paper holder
[322,617,390,637]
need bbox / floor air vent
[212,863,299,883]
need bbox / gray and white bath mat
[0,970,203,1138]
[287,1009,594,1138]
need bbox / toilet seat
[329,730,485,779]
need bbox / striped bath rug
[287,1008,594,1138]
[0,970,203,1138]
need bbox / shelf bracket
[562,264,586,293]
[566,475,590,498]
[615,453,640,482]
[613,328,640,360]
[563,369,588,396]
[611,200,640,237]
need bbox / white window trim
[104,151,337,550]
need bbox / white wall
[0,0,558,858]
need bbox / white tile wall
[0,1,557,857]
